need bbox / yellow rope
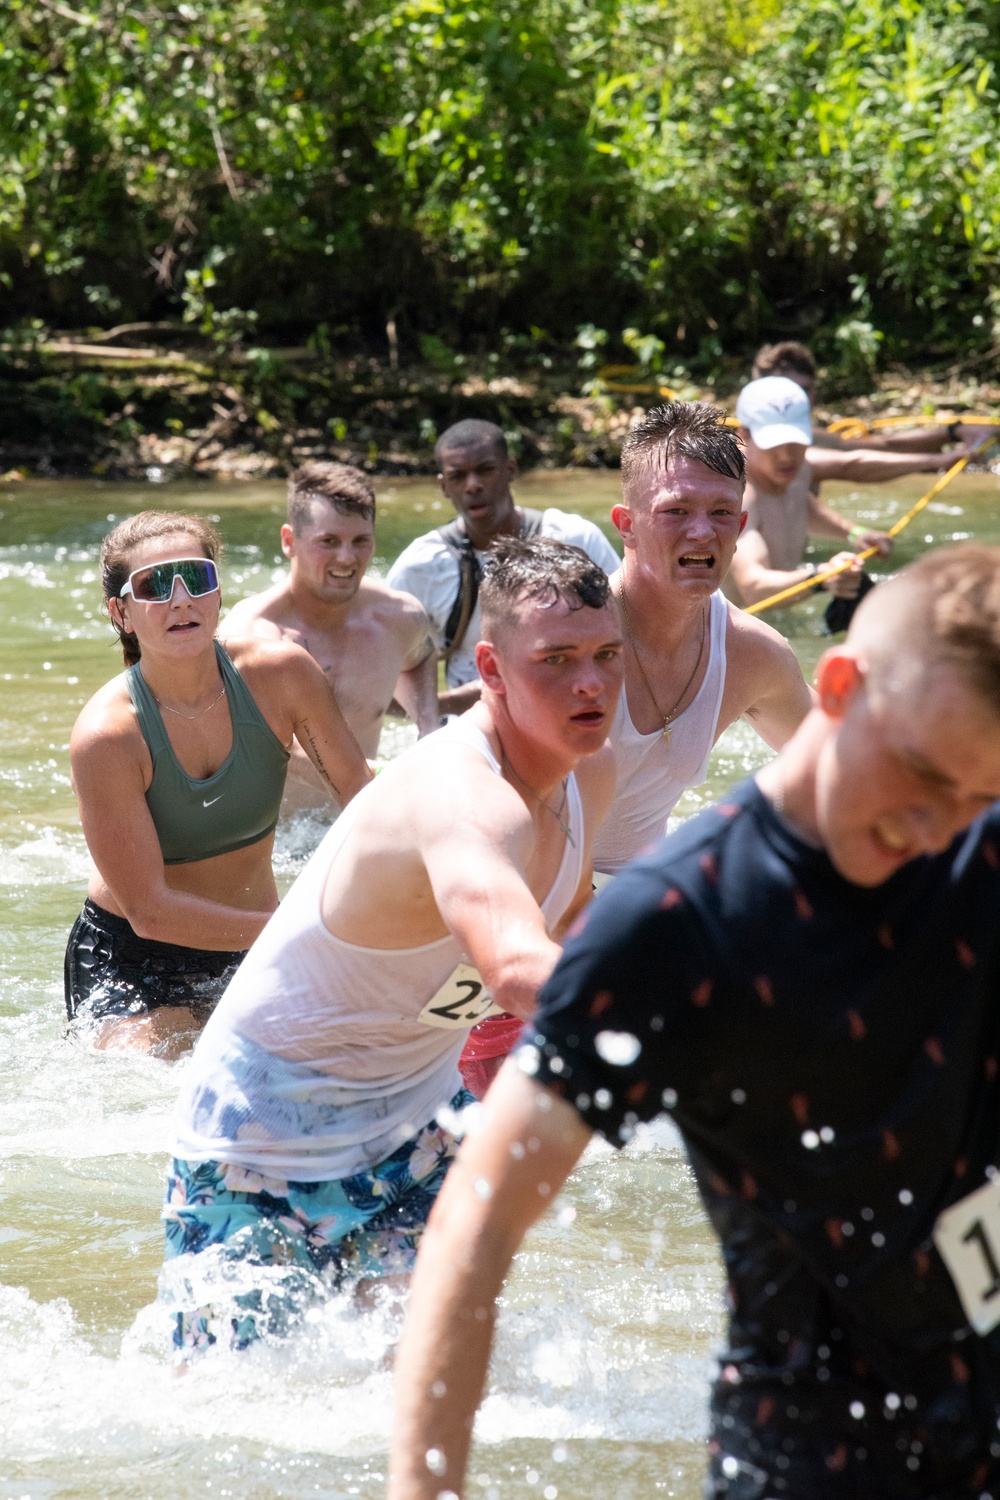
[743,435,997,617]
[596,365,678,399]
[827,414,1000,439]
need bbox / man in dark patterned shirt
[389,543,1000,1500]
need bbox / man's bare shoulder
[724,599,804,691]
[357,577,431,623]
[394,730,533,851]
[220,584,294,640]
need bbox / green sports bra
[126,642,290,865]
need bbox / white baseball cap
[736,376,812,449]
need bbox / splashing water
[4,471,998,1497]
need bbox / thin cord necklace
[617,578,707,744]
[150,681,227,721]
[500,745,575,848]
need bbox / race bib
[934,1176,1000,1334]
[417,963,502,1030]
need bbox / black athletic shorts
[64,899,246,1024]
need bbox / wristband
[947,419,961,443]
[847,524,866,544]
[802,562,826,592]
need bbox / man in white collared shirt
[387,419,619,715]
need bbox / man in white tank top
[592,400,814,875]
[162,537,621,1353]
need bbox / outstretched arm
[729,527,861,607]
[420,778,563,1019]
[806,445,970,486]
[389,1063,591,1500]
[281,648,372,806]
[741,635,814,749]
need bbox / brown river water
[1,468,998,1500]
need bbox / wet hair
[619,401,744,500]
[435,419,508,469]
[287,461,375,531]
[479,535,611,639]
[101,510,222,666]
[855,544,1000,718]
[752,341,817,383]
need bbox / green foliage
[1,0,999,362]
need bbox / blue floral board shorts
[162,1088,475,1357]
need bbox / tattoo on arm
[303,727,343,799]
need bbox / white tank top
[592,590,728,874]
[170,718,584,1182]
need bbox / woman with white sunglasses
[65,509,371,1056]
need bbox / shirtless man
[387,419,619,716]
[753,340,997,454]
[728,375,975,609]
[162,537,621,1352]
[222,461,439,809]
[459,402,813,1097]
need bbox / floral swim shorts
[161,1088,475,1356]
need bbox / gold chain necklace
[617,578,707,745]
[500,745,575,848]
[151,683,227,721]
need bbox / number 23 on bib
[934,1176,1000,1335]
[417,963,502,1030]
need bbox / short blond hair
[853,543,1000,714]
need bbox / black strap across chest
[438,507,545,662]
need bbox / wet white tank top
[592,590,728,874]
[170,717,584,1181]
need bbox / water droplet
[872,1231,885,1248]
[841,1222,854,1237]
[518,1045,540,1075]
[721,1456,740,1478]
[594,1030,641,1067]
[473,1177,493,1200]
[850,1401,865,1419]
[731,1088,746,1104]
[898,1188,913,1205]
[784,1199,797,1213]
[819,1125,835,1143]
[885,1392,901,1411]
[526,1470,539,1486]
[594,1088,612,1110]
[556,1201,577,1227]
[42,661,51,670]
[801,1129,820,1150]
[552,1444,567,1462]
[544,1489,558,1499]
[509,1141,525,1160]
[425,1448,447,1477]
[575,1093,591,1110]
[861,1206,874,1221]
[432,1380,447,1397]
[662,1088,677,1108]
